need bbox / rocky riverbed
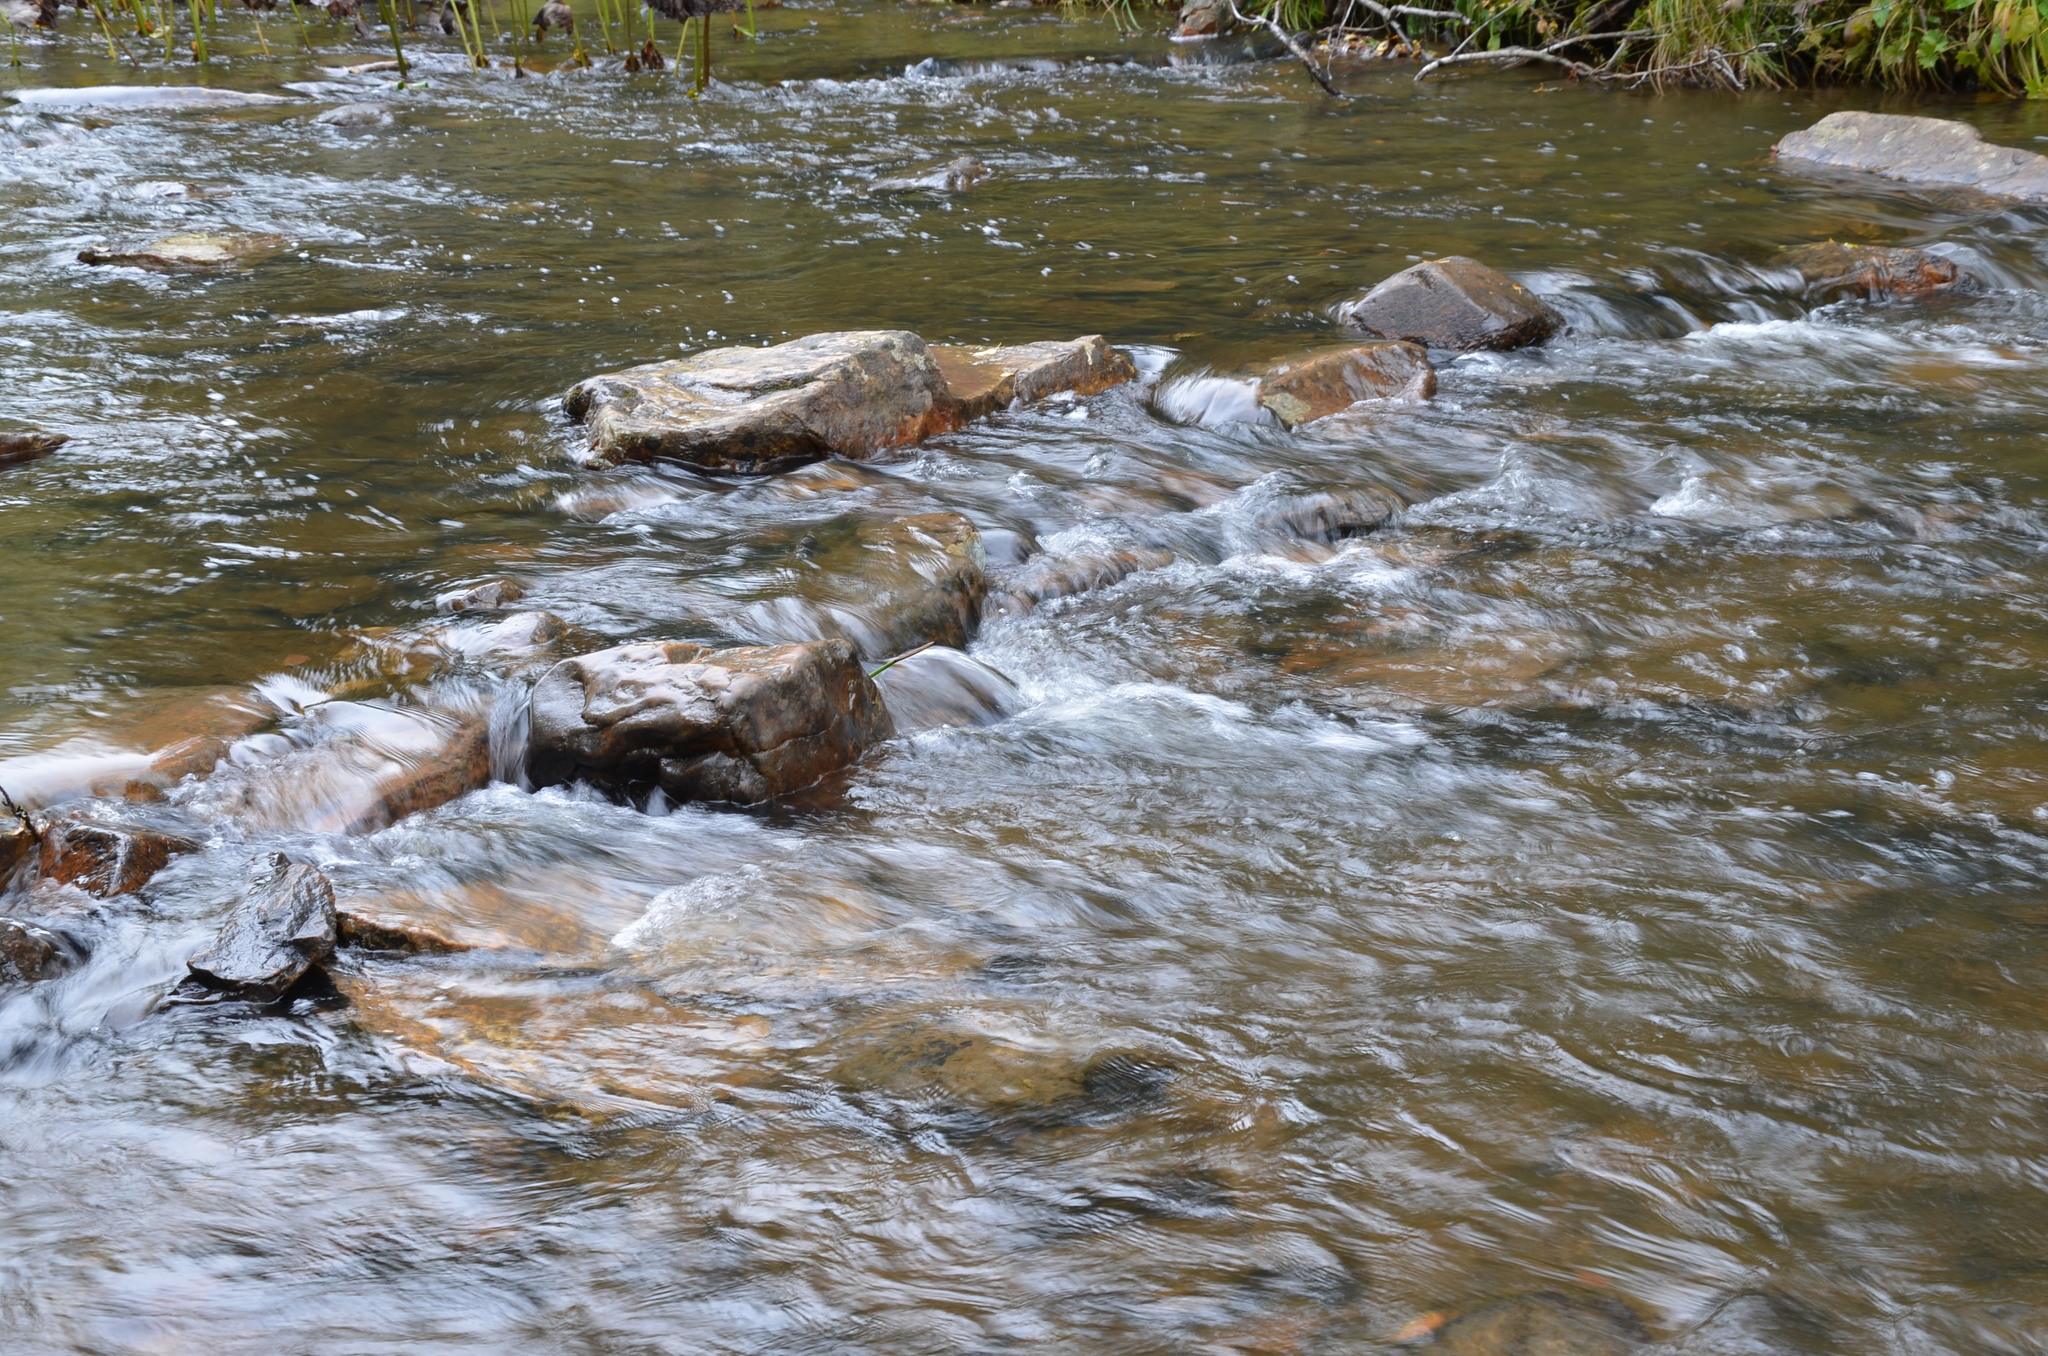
[5,6,2048,1351]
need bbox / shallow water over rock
[4,5,2048,1352]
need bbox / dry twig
[1226,0,1349,98]
[1414,28,1651,81]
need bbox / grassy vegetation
[1227,0,2048,95]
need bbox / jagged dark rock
[182,854,338,1002]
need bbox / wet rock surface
[1254,341,1435,426]
[526,638,893,804]
[433,577,526,614]
[930,334,1137,420]
[564,329,962,473]
[871,646,1018,730]
[37,817,196,897]
[1335,255,1563,351]
[0,818,33,882]
[987,544,1176,616]
[1174,0,1231,36]
[181,854,337,1002]
[869,155,989,194]
[0,430,66,468]
[0,916,71,984]
[1430,1291,1650,1356]
[734,512,989,659]
[1772,240,1967,299]
[1775,111,2048,204]
[78,231,291,271]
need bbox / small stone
[1774,111,2048,204]
[564,330,964,474]
[314,101,392,128]
[434,578,527,614]
[526,638,893,805]
[1770,241,1967,300]
[1255,342,1434,427]
[78,231,291,271]
[1335,256,1562,352]
[183,854,338,1002]
[869,155,989,194]
[0,917,70,984]
[1430,1291,1648,1356]
[930,335,1138,421]
[37,818,196,897]
[0,430,66,469]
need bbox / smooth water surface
[5,5,2048,1351]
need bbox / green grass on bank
[1209,0,2048,95]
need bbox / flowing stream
[6,6,2048,1352]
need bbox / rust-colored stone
[1254,342,1434,427]
[1771,241,1967,299]
[931,335,1137,420]
[37,818,196,897]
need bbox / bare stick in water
[867,641,937,680]
[1224,0,1347,99]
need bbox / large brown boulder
[1335,256,1561,352]
[732,513,988,660]
[1771,241,1967,300]
[1255,342,1434,427]
[526,638,894,804]
[1774,111,2048,204]
[930,336,1137,420]
[563,330,965,474]
[182,854,338,1003]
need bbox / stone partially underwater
[563,330,1135,473]
[526,638,894,804]
[1774,111,2048,204]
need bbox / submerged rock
[433,577,526,614]
[314,101,392,128]
[869,155,989,194]
[987,545,1175,617]
[1774,111,2048,205]
[0,430,66,469]
[0,916,71,984]
[37,817,196,898]
[871,646,1018,731]
[735,513,989,660]
[1771,241,1967,300]
[181,706,490,835]
[79,231,291,271]
[564,330,962,474]
[1239,481,1404,543]
[930,335,1137,420]
[526,638,894,804]
[1430,1291,1649,1355]
[181,854,337,1002]
[5,85,298,111]
[1254,342,1434,427]
[1335,256,1561,352]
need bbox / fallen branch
[1227,0,1349,99]
[1352,0,1466,22]
[867,640,937,680]
[1414,28,1653,81]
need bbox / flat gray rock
[563,330,962,474]
[7,85,297,111]
[1775,111,2048,204]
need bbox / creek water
[6,4,2048,1352]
